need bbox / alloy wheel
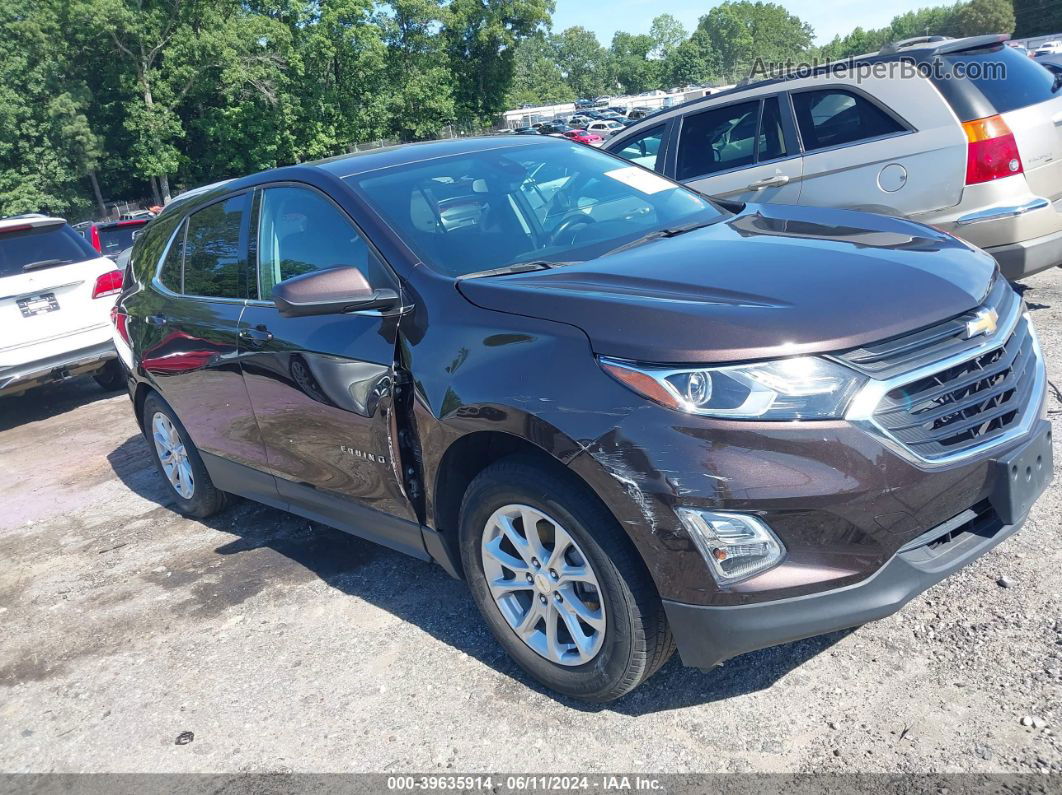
[480,504,606,666]
[151,412,195,500]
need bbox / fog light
[676,509,785,585]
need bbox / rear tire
[93,360,125,391]
[459,456,673,702]
[142,392,227,518]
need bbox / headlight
[676,509,785,584]
[599,355,866,419]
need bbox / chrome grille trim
[845,297,1045,468]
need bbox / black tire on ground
[93,360,126,391]
[459,455,674,702]
[141,391,228,518]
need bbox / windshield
[346,141,725,277]
[0,223,98,277]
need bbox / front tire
[142,392,227,518]
[459,456,673,702]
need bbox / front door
[238,184,422,556]
[676,95,803,204]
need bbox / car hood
[457,203,998,363]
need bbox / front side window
[757,96,787,162]
[256,186,388,296]
[791,89,904,152]
[348,141,725,278]
[182,194,248,299]
[612,125,666,170]
[676,100,760,180]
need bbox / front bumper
[0,341,116,396]
[985,226,1062,281]
[663,502,1027,670]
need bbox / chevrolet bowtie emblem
[964,307,999,339]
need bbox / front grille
[841,277,1014,379]
[870,314,1037,459]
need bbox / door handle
[239,326,273,345]
[146,313,167,326]
[748,175,790,190]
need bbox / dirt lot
[1,272,1061,776]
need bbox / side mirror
[272,266,400,317]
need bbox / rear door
[671,95,803,204]
[0,220,117,369]
[237,183,422,557]
[140,193,266,472]
[789,81,966,215]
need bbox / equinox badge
[964,307,999,340]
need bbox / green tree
[662,28,720,86]
[697,1,814,81]
[553,26,612,98]
[442,0,552,125]
[609,32,658,94]
[384,0,456,139]
[649,13,687,60]
[0,0,101,215]
[508,35,574,107]
[956,0,1015,35]
[1014,0,1062,36]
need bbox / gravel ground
[1,271,1061,776]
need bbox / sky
[551,0,939,46]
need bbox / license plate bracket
[17,292,60,317]
[989,420,1054,525]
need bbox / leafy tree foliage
[0,0,1030,218]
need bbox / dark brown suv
[113,136,1051,702]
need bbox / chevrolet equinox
[114,137,1051,702]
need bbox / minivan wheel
[142,393,227,518]
[459,457,674,702]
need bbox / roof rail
[880,35,950,54]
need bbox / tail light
[92,269,123,298]
[110,305,131,345]
[89,225,101,252]
[962,114,1023,185]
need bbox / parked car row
[106,35,1053,703]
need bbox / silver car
[606,34,1062,280]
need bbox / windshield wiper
[458,261,573,280]
[602,220,718,257]
[22,258,72,271]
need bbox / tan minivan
[606,35,1062,280]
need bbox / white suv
[606,35,1062,280]
[0,215,125,397]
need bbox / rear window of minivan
[936,44,1060,119]
[0,223,98,278]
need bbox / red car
[563,129,603,146]
[81,219,150,258]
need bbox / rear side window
[613,125,666,170]
[0,223,98,277]
[178,195,248,299]
[677,100,760,180]
[792,89,904,152]
[938,45,1060,117]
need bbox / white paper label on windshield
[604,166,675,195]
